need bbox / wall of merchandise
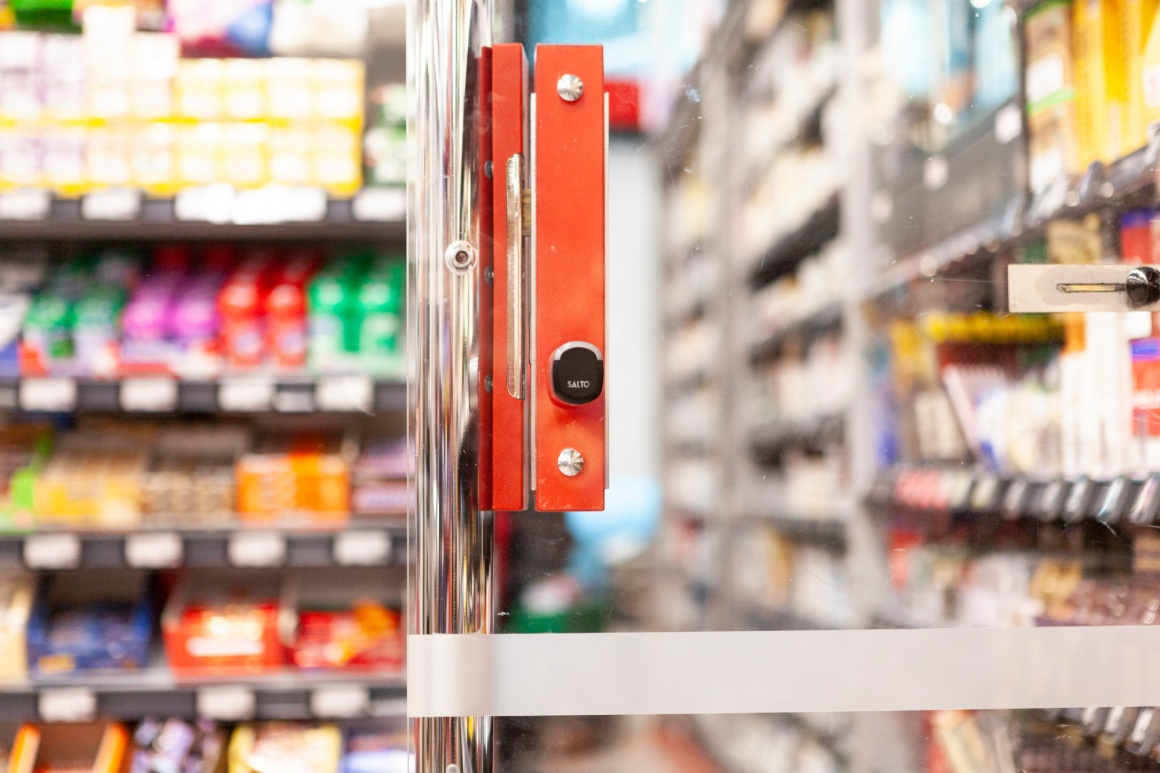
[0,2,409,771]
[657,0,1160,770]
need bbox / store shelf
[749,413,845,462]
[0,375,407,415]
[866,465,1160,527]
[750,303,843,362]
[0,519,407,571]
[744,515,848,551]
[0,666,406,723]
[1026,141,1159,229]
[867,204,1016,301]
[0,193,405,242]
[750,196,841,289]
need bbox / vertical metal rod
[408,1,493,771]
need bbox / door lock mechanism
[1009,264,1160,312]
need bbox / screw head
[1127,266,1160,307]
[445,240,476,272]
[483,375,492,393]
[557,448,585,477]
[484,160,493,179]
[557,74,584,102]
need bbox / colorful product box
[26,570,152,677]
[285,568,404,672]
[236,431,355,522]
[162,569,289,677]
[227,723,341,773]
[1025,1,1082,191]
[10,723,129,773]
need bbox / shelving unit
[0,5,411,757]
[656,0,1160,768]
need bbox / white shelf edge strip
[409,627,1160,717]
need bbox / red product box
[162,570,289,677]
[285,568,405,673]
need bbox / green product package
[308,269,355,369]
[23,293,74,362]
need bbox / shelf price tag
[310,686,369,718]
[82,187,142,221]
[39,688,97,722]
[333,531,392,566]
[19,377,76,412]
[228,532,286,567]
[196,686,256,721]
[0,189,50,220]
[24,533,81,569]
[233,186,326,224]
[175,184,235,223]
[352,187,406,222]
[219,377,274,413]
[120,377,178,413]
[125,532,183,568]
[316,375,373,413]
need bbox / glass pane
[405,0,1160,769]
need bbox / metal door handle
[506,153,528,399]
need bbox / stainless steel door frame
[409,1,493,771]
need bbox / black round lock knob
[551,342,604,406]
[1126,266,1160,308]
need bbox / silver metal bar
[408,0,493,771]
[506,154,526,399]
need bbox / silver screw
[557,74,584,102]
[484,375,492,393]
[484,160,493,179]
[558,448,584,477]
[484,266,494,284]
[445,240,476,272]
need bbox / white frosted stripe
[408,627,1160,717]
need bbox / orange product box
[235,431,355,522]
[162,569,288,677]
[9,723,128,773]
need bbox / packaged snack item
[228,723,341,773]
[287,568,404,672]
[235,430,354,521]
[1121,0,1160,154]
[141,425,249,525]
[351,438,408,516]
[131,718,226,773]
[0,571,34,683]
[26,570,152,676]
[1072,0,1128,166]
[10,723,129,773]
[340,727,409,773]
[1024,0,1082,192]
[0,424,53,530]
[33,423,155,526]
[162,569,288,676]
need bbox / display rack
[657,0,1160,768]
[0,5,411,751]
